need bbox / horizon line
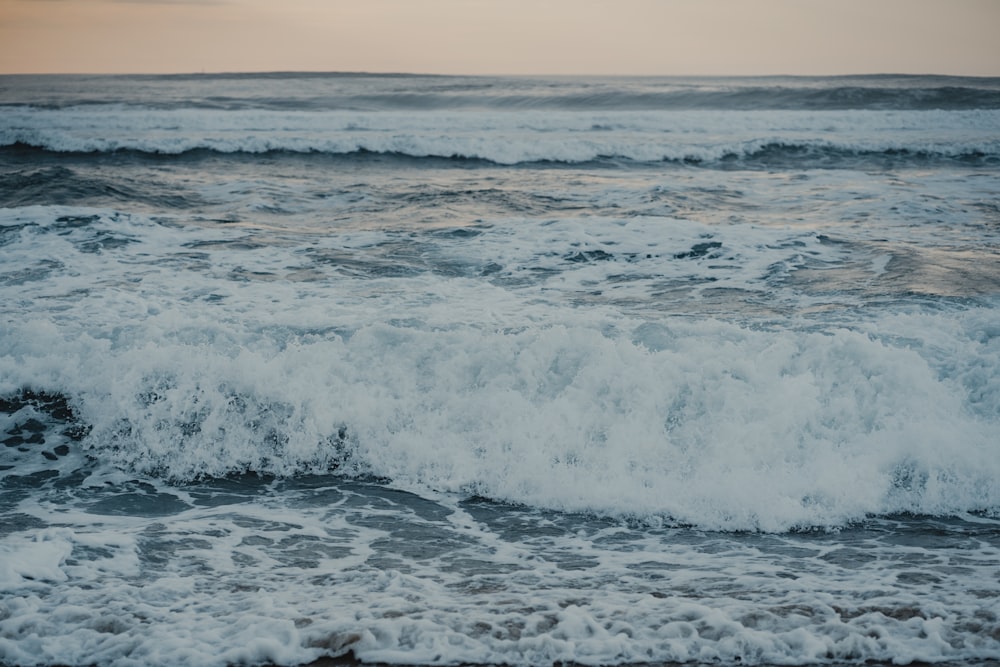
[2,69,998,79]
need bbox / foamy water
[1,73,999,667]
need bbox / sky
[0,0,998,77]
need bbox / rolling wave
[4,103,995,166]
[3,309,998,532]
[3,139,995,168]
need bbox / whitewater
[1,73,999,667]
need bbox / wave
[3,310,998,532]
[4,106,996,166]
[3,140,995,168]
[3,139,997,168]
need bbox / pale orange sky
[1,0,998,76]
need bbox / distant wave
[4,105,996,166]
[240,85,1000,112]
[3,139,997,168]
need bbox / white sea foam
[1,491,998,667]
[0,530,73,590]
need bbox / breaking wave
[3,308,998,532]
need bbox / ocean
[0,72,998,667]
